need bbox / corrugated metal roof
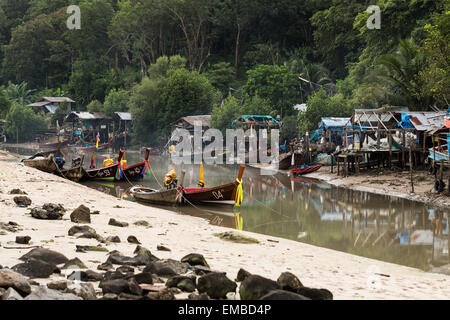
[402,111,445,132]
[42,97,75,103]
[173,115,211,127]
[114,112,132,121]
[27,101,50,107]
[66,112,96,120]
[320,117,352,129]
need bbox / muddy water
[6,146,449,271]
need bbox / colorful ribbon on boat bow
[235,178,243,207]
[142,160,151,178]
[115,160,124,181]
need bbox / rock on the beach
[12,258,60,279]
[108,218,128,227]
[116,266,134,273]
[166,276,195,289]
[68,270,103,282]
[106,236,121,243]
[47,281,68,291]
[99,278,142,296]
[68,225,100,240]
[197,272,237,299]
[9,189,27,195]
[239,275,278,300]
[24,285,82,300]
[42,203,65,216]
[0,269,32,296]
[16,236,31,244]
[100,293,118,300]
[277,272,303,292]
[62,258,87,270]
[66,281,97,300]
[70,205,91,224]
[131,273,153,285]
[296,287,333,300]
[97,262,114,272]
[30,208,61,220]
[157,245,171,252]
[177,279,196,293]
[127,235,141,244]
[13,196,32,207]
[236,268,252,282]
[106,254,152,267]
[260,290,310,300]
[1,287,24,300]
[181,253,210,268]
[144,262,177,278]
[20,248,68,265]
[146,288,175,300]
[188,293,210,300]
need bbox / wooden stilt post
[409,146,414,193]
[389,131,392,168]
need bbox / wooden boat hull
[23,155,58,173]
[121,162,146,181]
[291,165,322,176]
[182,182,238,205]
[56,166,86,182]
[76,142,110,153]
[83,164,118,181]
[39,139,69,149]
[278,153,304,170]
[130,186,179,205]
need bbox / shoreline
[1,150,449,300]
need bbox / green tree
[243,64,301,117]
[51,101,69,126]
[103,88,131,117]
[211,94,241,134]
[5,103,47,141]
[5,81,35,105]
[87,100,103,113]
[280,115,299,143]
[0,85,11,117]
[205,62,235,98]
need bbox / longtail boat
[82,151,124,181]
[75,140,111,153]
[23,154,59,173]
[119,148,151,181]
[278,144,304,170]
[130,171,186,205]
[56,166,86,182]
[290,165,322,176]
[182,165,245,205]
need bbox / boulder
[296,287,333,300]
[42,204,65,216]
[1,287,24,300]
[12,258,60,278]
[193,265,212,275]
[133,245,159,263]
[67,270,103,282]
[127,235,141,244]
[165,276,195,288]
[24,285,82,300]
[236,268,252,282]
[97,262,114,271]
[61,258,87,270]
[65,282,97,300]
[143,262,177,277]
[106,236,121,243]
[277,272,303,292]
[181,253,210,268]
[30,207,62,220]
[103,271,133,281]
[177,279,196,293]
[157,245,171,252]
[188,293,210,300]
[197,272,237,299]
[239,275,278,300]
[70,205,91,224]
[99,278,142,296]
[130,273,153,285]
[16,236,31,244]
[47,281,68,291]
[9,189,27,195]
[108,218,128,227]
[260,290,310,300]
[13,196,32,207]
[146,288,175,300]
[116,266,134,273]
[68,225,100,240]
[19,248,68,265]
[0,269,31,296]
[76,245,108,253]
[106,254,149,266]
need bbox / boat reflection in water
[83,153,449,272]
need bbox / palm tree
[366,39,431,110]
[5,81,36,106]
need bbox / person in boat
[54,157,65,169]
[163,169,178,190]
[103,156,114,167]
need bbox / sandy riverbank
[303,166,450,210]
[1,150,449,300]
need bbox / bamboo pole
[409,146,414,193]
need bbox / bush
[5,103,48,141]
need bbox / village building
[231,115,281,131]
[171,115,211,136]
[27,97,75,114]
[64,111,113,144]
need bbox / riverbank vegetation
[0,0,448,144]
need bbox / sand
[0,150,449,300]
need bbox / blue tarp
[311,117,352,143]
